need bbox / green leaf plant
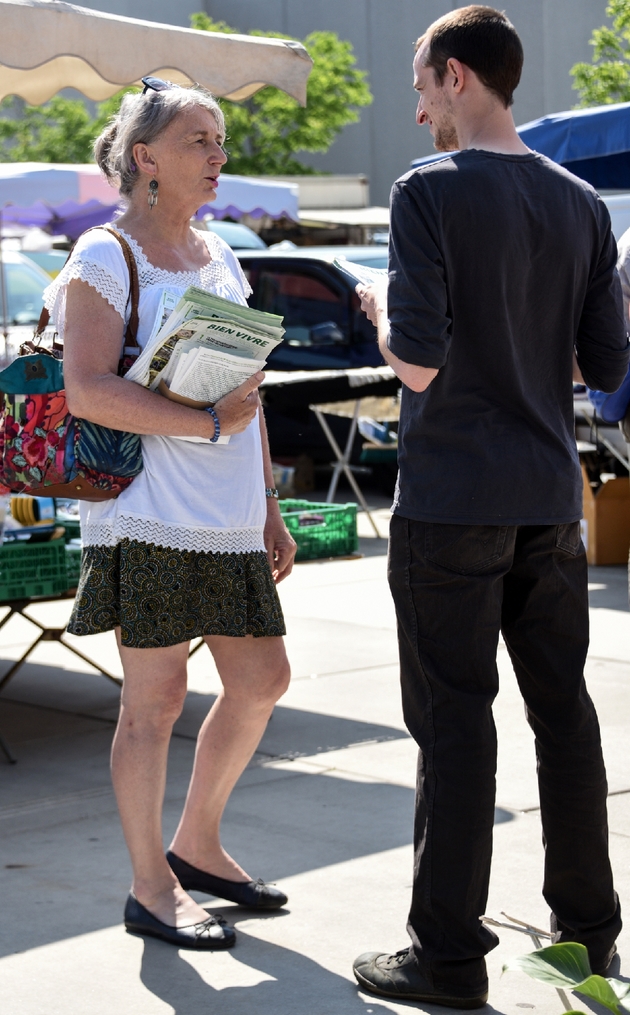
[0,89,137,163]
[503,942,630,1015]
[0,14,372,172]
[571,0,630,106]
[190,12,373,175]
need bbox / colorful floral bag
[0,225,143,501]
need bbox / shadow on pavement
[0,688,408,758]
[176,694,409,755]
[357,535,390,559]
[138,929,505,1015]
[0,773,415,958]
[588,565,628,612]
[138,930,391,1015]
[0,746,515,961]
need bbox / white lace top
[44,227,267,555]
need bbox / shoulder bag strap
[30,224,141,355]
[98,224,140,350]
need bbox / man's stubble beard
[433,92,459,152]
[432,124,456,151]
[433,118,459,152]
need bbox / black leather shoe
[353,949,488,1009]
[166,850,288,909]
[124,892,236,950]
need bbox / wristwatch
[265,487,279,499]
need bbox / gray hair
[94,86,225,199]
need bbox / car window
[256,269,348,346]
[206,222,267,250]
[2,262,47,325]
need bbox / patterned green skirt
[67,539,286,649]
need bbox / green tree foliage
[0,96,97,162]
[571,0,630,105]
[190,13,372,174]
[0,91,134,163]
[0,16,371,173]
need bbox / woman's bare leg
[112,634,210,927]
[169,634,290,880]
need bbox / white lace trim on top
[44,226,253,338]
[115,228,252,298]
[44,258,129,326]
[82,513,266,555]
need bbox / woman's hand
[214,372,264,435]
[264,503,297,583]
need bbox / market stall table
[0,590,122,695]
[263,366,398,538]
[574,395,630,471]
[0,591,209,699]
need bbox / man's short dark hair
[417,5,523,108]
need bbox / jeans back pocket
[555,521,583,556]
[425,523,509,575]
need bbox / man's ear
[446,57,466,94]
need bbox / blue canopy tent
[410,101,630,189]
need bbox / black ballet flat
[166,850,288,910]
[124,892,236,949]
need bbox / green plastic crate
[57,517,81,543]
[279,499,358,561]
[0,538,68,601]
[65,544,82,589]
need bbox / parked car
[237,246,388,371]
[0,250,52,324]
[0,251,54,363]
[21,249,68,278]
[237,246,398,470]
[204,219,267,250]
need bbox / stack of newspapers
[125,287,284,444]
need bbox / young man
[352,6,628,1009]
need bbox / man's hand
[264,505,297,583]
[356,281,388,326]
[214,372,263,435]
[356,281,438,393]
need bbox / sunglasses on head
[141,76,178,95]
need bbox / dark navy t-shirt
[388,150,629,525]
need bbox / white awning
[299,207,390,227]
[0,0,312,105]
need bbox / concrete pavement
[0,508,629,1015]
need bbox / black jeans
[388,515,621,993]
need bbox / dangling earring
[148,178,158,209]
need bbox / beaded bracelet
[204,405,221,443]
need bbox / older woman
[44,80,296,950]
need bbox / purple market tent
[0,164,299,335]
[0,163,300,239]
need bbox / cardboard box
[582,467,630,565]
